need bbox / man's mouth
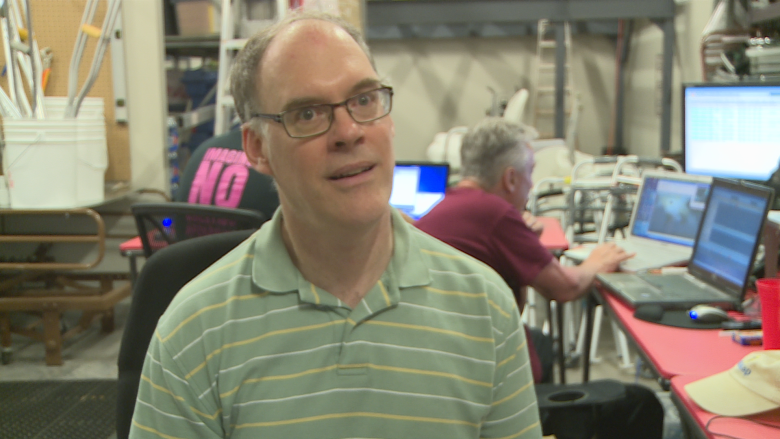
[329,165,374,180]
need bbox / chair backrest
[131,202,266,257]
[175,129,280,219]
[115,229,255,439]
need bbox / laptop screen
[688,178,774,295]
[631,175,711,246]
[389,162,449,220]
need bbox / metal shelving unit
[366,0,674,25]
[366,0,678,153]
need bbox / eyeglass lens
[282,88,392,137]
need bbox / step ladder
[531,19,575,140]
[214,0,288,136]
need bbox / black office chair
[115,229,255,439]
[131,202,266,258]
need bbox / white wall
[622,0,713,157]
[371,1,715,162]
[371,35,618,160]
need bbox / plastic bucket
[3,125,79,208]
[2,118,108,208]
[42,96,104,120]
[76,135,108,205]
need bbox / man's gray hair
[230,10,376,126]
[460,118,534,188]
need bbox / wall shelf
[165,34,220,58]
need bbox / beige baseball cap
[685,350,780,417]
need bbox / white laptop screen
[389,162,449,220]
[631,176,711,246]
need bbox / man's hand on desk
[585,242,635,273]
[522,211,544,237]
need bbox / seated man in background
[416,117,664,439]
[130,12,542,439]
[176,129,280,219]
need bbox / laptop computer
[598,178,775,310]
[564,171,712,272]
[389,161,449,220]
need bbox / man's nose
[330,105,362,146]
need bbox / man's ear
[242,125,273,176]
[501,166,517,194]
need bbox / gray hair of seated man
[460,117,534,189]
[230,10,376,131]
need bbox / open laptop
[597,178,774,310]
[564,171,712,272]
[389,161,449,220]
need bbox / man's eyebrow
[348,78,383,94]
[280,78,383,112]
[280,97,327,112]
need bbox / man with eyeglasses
[130,10,542,439]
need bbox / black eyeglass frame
[250,86,394,138]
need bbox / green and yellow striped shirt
[130,209,541,439]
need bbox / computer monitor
[389,161,449,220]
[682,82,780,182]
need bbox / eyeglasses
[251,86,394,138]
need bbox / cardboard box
[174,0,221,36]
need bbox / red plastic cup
[757,278,780,350]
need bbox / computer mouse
[688,305,730,324]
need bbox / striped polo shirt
[130,208,541,439]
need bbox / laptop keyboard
[636,273,714,298]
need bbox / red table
[671,374,780,439]
[534,216,570,382]
[597,290,760,381]
[537,216,568,251]
[580,288,770,437]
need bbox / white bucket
[0,176,9,207]
[76,135,108,205]
[2,118,108,208]
[42,96,104,120]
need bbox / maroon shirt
[415,187,554,382]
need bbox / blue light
[689,311,698,320]
[162,217,172,227]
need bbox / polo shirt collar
[250,208,431,304]
[389,208,431,289]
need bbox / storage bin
[173,0,221,36]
